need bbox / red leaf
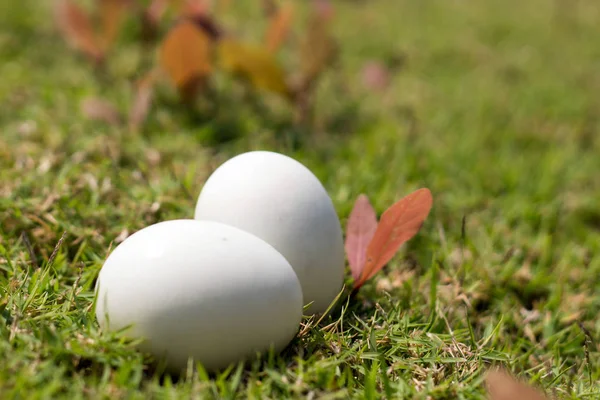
[485,369,548,400]
[128,69,159,132]
[345,194,378,281]
[54,0,102,62]
[354,188,433,289]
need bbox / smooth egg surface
[194,151,345,314]
[95,219,303,372]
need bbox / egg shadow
[136,296,361,385]
[139,338,313,385]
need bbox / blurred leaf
[128,69,159,132]
[264,2,293,53]
[181,0,210,18]
[81,97,122,126]
[97,0,130,52]
[485,369,548,400]
[218,39,290,97]
[292,0,335,122]
[144,0,169,28]
[313,0,334,19]
[361,61,391,92]
[159,20,213,98]
[53,0,102,62]
[355,188,433,289]
[298,0,335,86]
[143,0,197,38]
[262,0,277,15]
[345,194,378,282]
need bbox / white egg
[194,151,345,314]
[95,219,303,373]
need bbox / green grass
[2,0,600,398]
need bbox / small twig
[47,231,67,269]
[459,214,467,283]
[68,262,85,310]
[501,246,516,264]
[20,231,38,269]
[105,240,114,262]
[8,308,20,342]
[440,308,467,359]
[578,321,593,386]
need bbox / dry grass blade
[81,97,122,126]
[20,231,38,269]
[355,188,432,288]
[128,69,159,132]
[265,2,293,52]
[485,369,548,400]
[54,0,102,62]
[345,194,378,281]
[47,231,67,269]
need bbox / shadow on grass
[143,79,375,153]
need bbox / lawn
[1,0,600,398]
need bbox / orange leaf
[354,188,432,289]
[97,0,130,52]
[264,2,293,52]
[128,69,159,132]
[217,39,290,97]
[54,0,102,62]
[345,194,378,282]
[159,20,213,94]
[485,369,548,400]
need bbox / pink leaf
[361,61,390,92]
[345,194,378,281]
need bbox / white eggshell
[194,151,345,314]
[95,219,303,372]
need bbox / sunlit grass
[1,0,600,398]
